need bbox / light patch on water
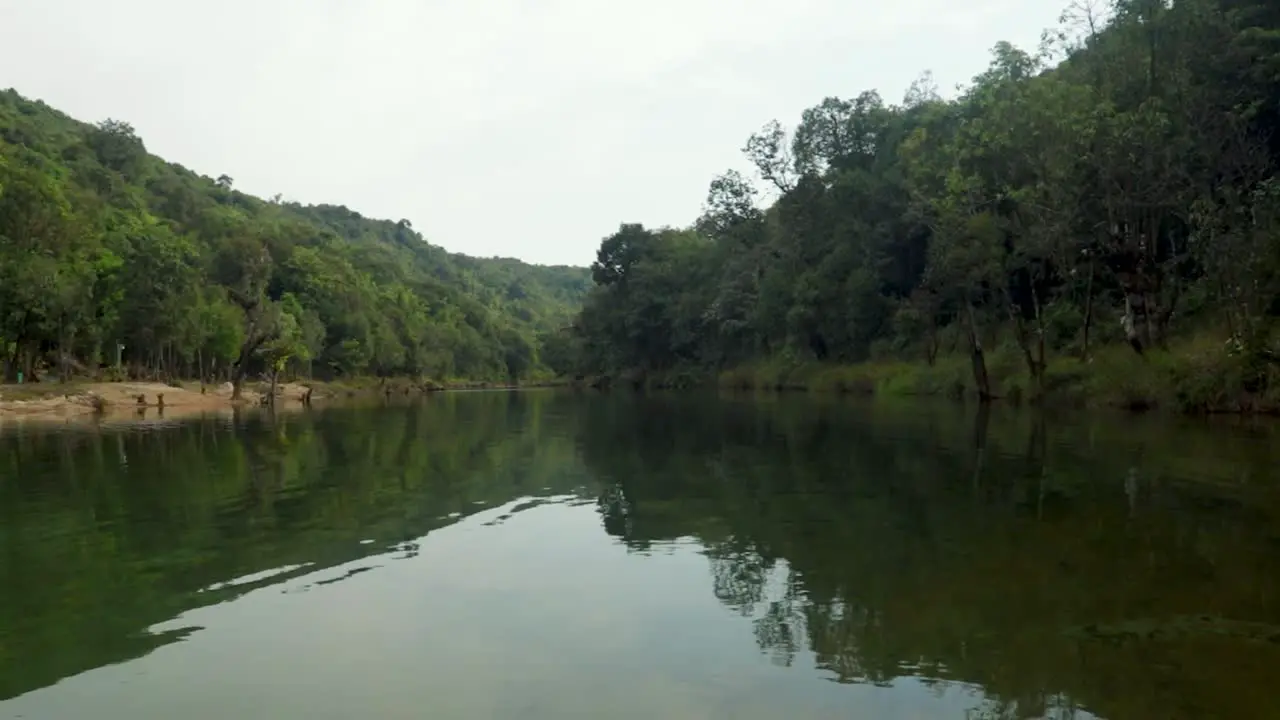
[200,563,313,593]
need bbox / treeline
[553,0,1280,403]
[0,90,591,393]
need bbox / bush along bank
[567,327,1278,416]
[714,334,1280,416]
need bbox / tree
[213,235,279,399]
[258,297,311,402]
[88,119,147,179]
[695,170,762,242]
[590,223,653,287]
[0,156,96,381]
[742,120,797,194]
[500,329,534,382]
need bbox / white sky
[1,0,1065,266]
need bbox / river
[1,390,1278,719]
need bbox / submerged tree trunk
[971,402,991,494]
[1027,412,1048,520]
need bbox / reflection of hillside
[0,391,589,702]
[583,394,1280,720]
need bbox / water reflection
[586,394,1280,719]
[0,391,1278,719]
[0,392,590,704]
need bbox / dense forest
[553,0,1280,408]
[0,91,591,393]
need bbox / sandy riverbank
[0,381,315,426]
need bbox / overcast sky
[1,0,1064,266]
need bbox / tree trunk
[1123,295,1145,356]
[231,361,248,401]
[964,300,992,402]
[1032,289,1047,397]
[231,329,270,401]
[20,343,34,382]
[1081,259,1095,361]
[925,308,939,367]
[6,334,22,382]
[1142,291,1157,351]
[1155,271,1180,348]
[58,318,68,383]
[1027,412,1047,520]
[1004,288,1044,397]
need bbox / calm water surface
[1,391,1279,719]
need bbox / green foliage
[564,0,1280,411]
[0,89,591,384]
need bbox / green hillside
[0,88,590,389]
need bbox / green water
[1,391,1279,719]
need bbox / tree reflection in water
[586,392,1280,720]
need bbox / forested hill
[0,88,591,386]
[555,0,1280,406]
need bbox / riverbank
[307,376,566,398]
[0,376,568,425]
[584,335,1280,415]
[0,381,315,424]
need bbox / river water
[1,391,1278,719]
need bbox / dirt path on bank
[0,381,315,425]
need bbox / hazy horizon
[1,0,1066,266]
